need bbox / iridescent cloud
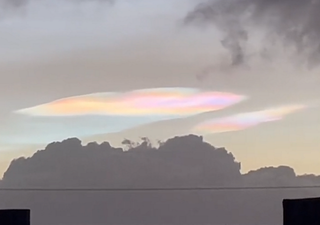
[15,88,246,117]
[193,104,307,134]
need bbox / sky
[0,0,320,177]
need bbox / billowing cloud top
[193,104,307,134]
[15,88,246,117]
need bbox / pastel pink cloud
[193,104,307,134]
[15,88,247,117]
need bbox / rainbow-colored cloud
[193,104,307,134]
[15,88,246,117]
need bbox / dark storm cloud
[185,0,320,68]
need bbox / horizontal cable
[0,185,320,192]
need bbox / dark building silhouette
[0,209,30,225]
[283,197,320,225]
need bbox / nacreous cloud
[15,88,246,117]
[193,104,307,134]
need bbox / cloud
[0,0,114,9]
[1,135,320,225]
[0,0,116,20]
[184,0,320,68]
[1,0,26,8]
[193,104,307,134]
[15,88,246,117]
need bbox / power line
[0,185,320,192]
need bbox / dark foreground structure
[0,198,320,225]
[0,209,30,225]
[283,197,320,225]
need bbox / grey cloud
[221,30,247,66]
[1,135,320,225]
[185,0,249,68]
[1,0,26,8]
[0,0,114,9]
[185,0,320,68]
